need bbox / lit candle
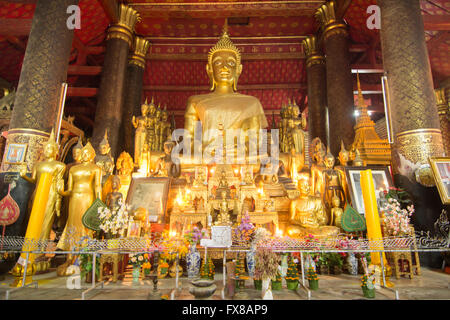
[360,169,387,266]
[20,172,52,264]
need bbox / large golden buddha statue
[286,174,339,239]
[184,25,268,155]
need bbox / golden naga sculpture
[184,24,268,154]
[132,100,149,166]
[57,142,102,274]
[286,174,339,239]
[95,130,114,185]
[20,129,66,248]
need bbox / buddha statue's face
[162,112,168,121]
[332,196,340,207]
[339,151,349,165]
[112,177,120,191]
[73,147,82,162]
[149,104,156,115]
[81,148,95,163]
[99,143,110,155]
[207,51,242,91]
[43,143,58,159]
[156,110,161,118]
[324,155,335,169]
[164,143,173,155]
[141,104,149,116]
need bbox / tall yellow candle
[19,171,52,264]
[360,169,387,266]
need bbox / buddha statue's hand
[19,167,27,178]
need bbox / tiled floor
[0,267,449,300]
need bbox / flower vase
[362,286,375,298]
[186,246,201,278]
[261,278,273,300]
[132,266,140,284]
[253,279,262,290]
[347,253,358,275]
[271,280,282,290]
[246,244,256,278]
[286,280,299,290]
[308,279,319,290]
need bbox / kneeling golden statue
[286,174,339,239]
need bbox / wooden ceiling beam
[67,87,98,97]
[67,65,102,76]
[423,15,450,31]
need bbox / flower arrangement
[254,247,280,280]
[285,256,299,282]
[98,200,132,237]
[232,211,255,245]
[271,271,282,290]
[79,252,101,280]
[129,253,145,268]
[160,230,189,261]
[142,253,152,275]
[306,266,318,281]
[380,197,414,236]
[360,271,376,288]
[200,257,215,280]
[184,226,205,247]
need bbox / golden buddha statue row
[132,98,172,165]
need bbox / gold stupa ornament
[351,73,391,165]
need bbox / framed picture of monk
[344,166,393,215]
[126,177,171,223]
[5,143,27,164]
[429,157,450,205]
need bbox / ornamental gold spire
[107,4,140,47]
[351,73,391,165]
[130,36,151,69]
[45,128,58,150]
[208,21,241,67]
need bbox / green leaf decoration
[342,203,366,232]
[82,198,106,231]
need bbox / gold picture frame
[127,220,142,238]
[429,157,450,205]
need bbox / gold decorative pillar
[123,37,151,156]
[315,0,354,156]
[379,0,445,267]
[302,35,327,146]
[435,89,449,156]
[92,4,139,158]
[0,0,78,238]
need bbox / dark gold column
[435,89,449,156]
[302,35,327,145]
[122,37,150,156]
[379,0,445,267]
[315,0,354,156]
[0,0,78,243]
[92,4,139,158]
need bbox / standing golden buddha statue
[116,151,134,200]
[335,140,351,204]
[322,147,345,215]
[20,130,66,269]
[153,105,162,151]
[159,106,172,151]
[95,130,114,185]
[132,100,149,166]
[310,137,327,197]
[184,24,268,154]
[146,99,157,152]
[57,142,102,255]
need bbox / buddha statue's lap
[184,26,268,158]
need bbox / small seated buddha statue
[153,141,180,178]
[330,195,343,229]
[132,100,149,166]
[286,175,339,239]
[193,166,207,186]
[95,130,114,185]
[215,190,232,226]
[323,147,345,212]
[115,151,134,200]
[184,23,268,155]
[105,175,123,212]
